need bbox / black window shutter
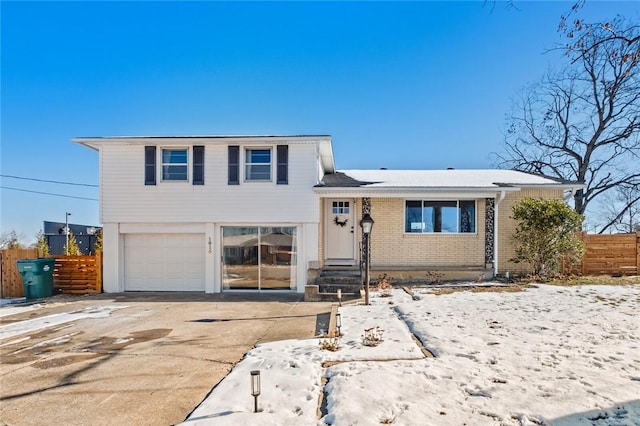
[276,145,288,185]
[228,145,239,185]
[144,146,156,185]
[193,145,204,185]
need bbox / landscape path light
[360,213,374,305]
[336,312,342,337]
[250,370,261,413]
[337,288,342,307]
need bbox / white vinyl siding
[99,142,321,223]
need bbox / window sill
[403,232,479,236]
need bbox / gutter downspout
[494,190,507,277]
[564,187,577,202]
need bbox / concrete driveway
[0,293,332,426]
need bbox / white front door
[325,199,356,264]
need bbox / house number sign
[208,237,212,254]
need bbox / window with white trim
[405,200,476,233]
[245,148,272,181]
[161,148,188,181]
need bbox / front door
[325,199,356,264]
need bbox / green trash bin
[17,258,55,299]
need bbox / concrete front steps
[304,265,494,301]
[305,266,362,302]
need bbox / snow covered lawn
[183,284,640,425]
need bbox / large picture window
[222,226,297,291]
[161,149,188,181]
[405,200,476,233]
[245,148,272,181]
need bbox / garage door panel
[124,233,205,291]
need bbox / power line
[0,174,98,187]
[1,186,98,201]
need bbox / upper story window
[405,200,476,233]
[145,145,204,185]
[228,145,287,185]
[245,148,272,181]
[162,149,188,181]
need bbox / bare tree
[596,183,640,233]
[496,16,640,226]
[560,1,640,66]
[0,230,24,249]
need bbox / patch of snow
[182,285,640,425]
[340,169,564,188]
[0,335,31,348]
[0,305,128,341]
[0,297,26,307]
[0,302,42,318]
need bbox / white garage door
[124,234,205,291]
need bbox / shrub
[511,198,584,278]
[34,231,50,257]
[64,231,82,255]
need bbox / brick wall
[318,190,565,273]
[368,198,486,267]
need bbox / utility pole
[65,212,71,255]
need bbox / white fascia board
[518,183,586,190]
[314,182,585,198]
[314,187,520,199]
[72,139,100,150]
[318,139,336,173]
[72,135,331,146]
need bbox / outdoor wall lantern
[360,213,375,305]
[336,312,342,336]
[250,370,261,413]
[361,213,374,235]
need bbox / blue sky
[1,1,638,243]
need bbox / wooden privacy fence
[579,232,640,276]
[0,248,40,298]
[0,250,102,297]
[54,253,102,294]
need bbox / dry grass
[406,275,640,297]
[428,285,528,295]
[543,275,640,286]
[423,276,639,296]
[319,337,340,351]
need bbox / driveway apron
[0,293,332,426]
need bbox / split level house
[73,135,583,295]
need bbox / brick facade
[318,188,565,276]
[368,197,486,267]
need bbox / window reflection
[222,226,297,290]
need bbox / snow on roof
[335,169,571,189]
